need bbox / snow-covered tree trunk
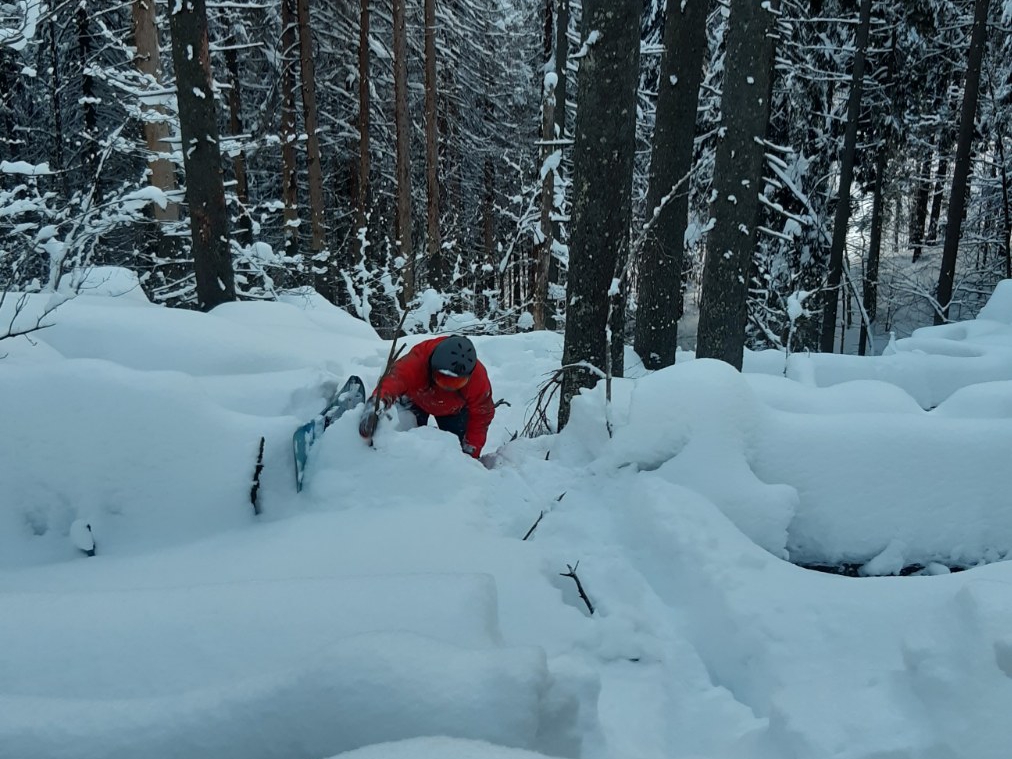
[533,78,556,331]
[296,0,329,290]
[355,0,370,263]
[910,155,931,263]
[223,36,253,248]
[860,144,888,356]
[392,0,414,304]
[423,0,444,290]
[76,4,101,202]
[633,0,709,369]
[558,0,642,429]
[935,0,991,324]
[280,0,300,257]
[132,0,178,222]
[167,0,235,310]
[819,0,872,352]
[695,0,778,370]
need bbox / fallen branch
[250,436,265,515]
[522,512,544,541]
[522,362,604,439]
[560,561,594,615]
[522,492,565,541]
[367,308,410,444]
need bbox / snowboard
[294,375,366,492]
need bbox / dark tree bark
[819,0,872,352]
[168,0,235,309]
[554,0,568,139]
[558,0,641,429]
[393,0,414,303]
[860,145,889,356]
[424,0,444,290]
[934,0,990,324]
[927,154,949,244]
[47,18,69,198]
[355,0,371,262]
[910,155,931,262]
[534,79,556,331]
[695,0,779,369]
[547,0,570,325]
[76,4,100,201]
[633,0,709,369]
[997,133,1011,280]
[296,0,329,288]
[483,156,496,315]
[280,0,300,257]
[224,38,254,248]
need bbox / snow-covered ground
[3,267,1012,759]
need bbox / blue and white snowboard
[294,375,366,492]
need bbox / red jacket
[375,337,495,456]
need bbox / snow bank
[0,359,276,566]
[330,737,563,759]
[611,475,1012,759]
[1,632,550,759]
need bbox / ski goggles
[433,371,470,391]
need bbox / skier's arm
[375,343,428,402]
[461,363,495,457]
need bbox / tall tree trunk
[77,3,100,201]
[47,17,69,198]
[860,146,888,356]
[558,0,641,429]
[482,156,496,316]
[695,0,779,370]
[997,133,1011,280]
[392,0,414,304]
[934,0,990,324]
[633,0,709,369]
[168,0,235,310]
[424,0,443,291]
[819,0,872,353]
[542,0,570,330]
[280,0,300,257]
[927,154,949,243]
[223,36,254,248]
[909,154,931,262]
[355,0,371,263]
[296,0,329,296]
[554,0,568,138]
[533,79,556,330]
[132,0,179,221]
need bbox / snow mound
[330,737,564,759]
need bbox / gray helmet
[430,335,477,377]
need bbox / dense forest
[1,0,1011,408]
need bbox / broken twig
[561,561,594,615]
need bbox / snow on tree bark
[296,0,329,272]
[393,0,414,304]
[695,0,778,370]
[558,0,641,429]
[935,0,991,324]
[633,0,709,369]
[167,0,235,310]
[819,0,873,353]
[132,0,179,222]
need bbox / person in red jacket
[358,335,495,458]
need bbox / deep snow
[2,267,1012,759]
